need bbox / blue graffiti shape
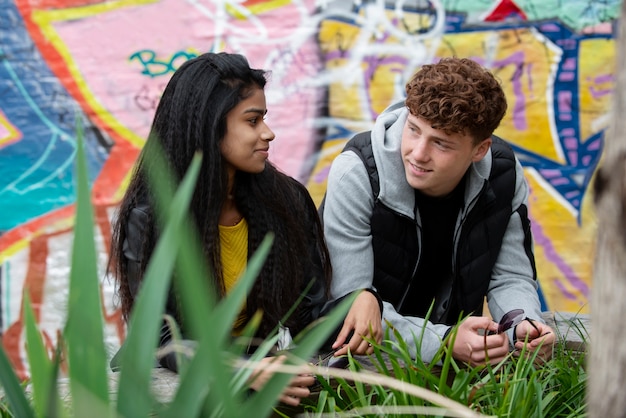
[0,2,110,231]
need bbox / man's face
[400,112,491,197]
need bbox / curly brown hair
[405,57,507,143]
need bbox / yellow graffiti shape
[0,110,22,148]
[307,138,349,206]
[320,9,422,120]
[226,0,292,20]
[525,170,596,313]
[579,38,615,142]
[432,28,563,163]
[319,18,367,121]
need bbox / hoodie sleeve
[486,157,542,327]
[381,302,452,362]
[322,151,377,299]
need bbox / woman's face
[220,87,275,177]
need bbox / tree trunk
[588,3,626,417]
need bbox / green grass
[302,320,587,418]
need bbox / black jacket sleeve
[291,183,329,324]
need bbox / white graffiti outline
[180,0,445,106]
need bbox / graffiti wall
[0,0,618,376]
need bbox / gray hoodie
[322,101,542,362]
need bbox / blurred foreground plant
[0,124,350,418]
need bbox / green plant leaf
[46,342,67,418]
[115,151,202,418]
[64,118,110,417]
[23,293,58,417]
[164,206,216,345]
[0,345,35,418]
[209,234,274,344]
[230,319,278,391]
[160,234,274,418]
[238,294,354,418]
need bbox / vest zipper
[447,179,488,318]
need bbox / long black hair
[109,52,331,337]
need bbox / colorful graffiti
[0,0,619,377]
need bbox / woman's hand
[247,355,316,406]
[332,290,383,356]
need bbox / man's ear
[472,137,492,162]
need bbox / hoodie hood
[370,101,414,218]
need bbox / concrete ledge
[541,311,590,352]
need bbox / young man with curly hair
[321,57,555,366]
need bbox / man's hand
[247,356,315,406]
[514,319,555,362]
[450,316,510,367]
[332,290,382,356]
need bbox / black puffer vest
[343,131,519,324]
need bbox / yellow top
[219,217,249,332]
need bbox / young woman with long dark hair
[109,52,332,406]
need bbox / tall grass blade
[210,234,274,344]
[161,234,274,418]
[46,343,66,418]
[161,197,216,345]
[64,119,110,417]
[238,294,354,418]
[115,151,202,418]
[0,344,35,417]
[23,293,59,417]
